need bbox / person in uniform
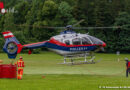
[125,58,130,77]
[15,56,24,80]
[0,60,3,64]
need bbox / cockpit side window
[82,37,92,45]
[64,40,70,45]
[72,38,81,45]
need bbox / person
[125,58,130,77]
[15,56,24,80]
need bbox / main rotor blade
[15,24,65,29]
[72,26,120,29]
[15,24,120,30]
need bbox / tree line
[0,0,130,53]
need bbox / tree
[57,1,77,25]
[125,0,130,14]
[3,13,16,31]
[24,0,42,39]
[31,0,58,41]
[14,1,30,24]
[113,12,130,52]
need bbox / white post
[64,56,66,64]
[71,58,73,65]
[116,51,120,62]
[85,53,87,62]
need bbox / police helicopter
[2,24,119,64]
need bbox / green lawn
[0,52,130,90]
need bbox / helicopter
[2,23,120,64]
[2,24,107,61]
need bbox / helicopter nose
[102,42,106,47]
[94,42,106,52]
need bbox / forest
[0,0,130,53]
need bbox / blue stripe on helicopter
[46,42,97,51]
[25,42,97,51]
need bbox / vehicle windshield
[87,35,103,44]
[82,37,92,45]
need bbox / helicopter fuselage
[23,33,106,56]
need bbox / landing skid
[59,61,96,65]
[58,52,99,65]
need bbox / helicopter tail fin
[2,31,23,59]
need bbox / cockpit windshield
[87,35,103,44]
[82,37,92,45]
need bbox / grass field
[0,52,130,90]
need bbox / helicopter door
[72,38,81,45]
[82,37,93,45]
